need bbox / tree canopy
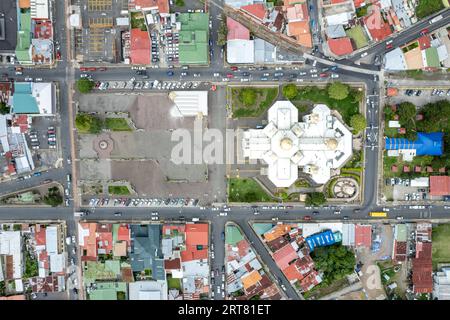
[76,78,95,93]
[75,113,103,134]
[282,84,298,100]
[305,192,326,206]
[328,82,349,100]
[239,88,257,107]
[43,187,63,207]
[350,113,367,133]
[311,244,356,285]
[0,102,10,115]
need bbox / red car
[319,73,328,78]
[80,67,88,71]
[56,51,61,60]
[303,216,312,221]
[386,44,393,50]
[211,85,217,91]
[420,28,429,35]
[226,73,234,78]
[88,67,97,71]
[230,66,238,71]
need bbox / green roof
[177,13,209,65]
[88,282,127,300]
[15,11,32,63]
[425,47,440,68]
[252,223,275,236]
[226,225,244,245]
[395,224,407,242]
[12,83,39,114]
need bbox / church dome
[325,138,338,150]
[280,137,293,151]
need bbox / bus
[369,212,387,218]
[429,15,443,24]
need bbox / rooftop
[327,37,353,56]
[429,176,450,196]
[130,28,151,65]
[0,0,18,52]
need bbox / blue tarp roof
[306,230,338,251]
[385,132,443,156]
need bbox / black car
[312,211,319,215]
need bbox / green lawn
[432,224,450,270]
[105,118,132,131]
[293,85,361,125]
[108,186,131,195]
[130,12,147,31]
[231,87,279,118]
[167,276,182,290]
[416,0,445,18]
[228,178,273,202]
[383,153,434,178]
[346,26,369,49]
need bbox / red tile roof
[164,258,181,270]
[185,223,209,247]
[283,263,303,282]
[236,239,250,257]
[364,5,392,41]
[35,225,46,246]
[391,165,398,172]
[327,37,354,56]
[353,0,365,8]
[403,165,410,172]
[227,18,250,40]
[273,243,297,270]
[412,242,433,293]
[130,28,151,65]
[331,0,346,4]
[241,4,266,21]
[131,0,169,14]
[97,231,113,253]
[430,176,450,196]
[117,225,130,243]
[355,225,371,248]
[181,248,208,262]
[394,241,407,262]
[418,36,431,50]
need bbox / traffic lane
[0,169,67,196]
[210,218,226,300]
[0,207,73,220]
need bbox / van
[192,217,200,222]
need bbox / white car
[240,78,249,82]
[331,73,339,78]
[219,212,227,216]
[151,216,159,221]
[213,73,220,77]
[296,79,304,82]
[151,212,158,216]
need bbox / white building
[434,267,450,300]
[0,231,23,279]
[227,39,255,64]
[242,102,352,187]
[129,281,168,300]
[30,0,49,20]
[169,91,208,117]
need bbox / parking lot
[389,88,450,106]
[25,117,60,170]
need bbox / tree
[239,88,257,107]
[75,113,103,134]
[350,113,367,133]
[311,244,356,285]
[305,192,326,206]
[328,82,349,100]
[0,102,10,115]
[76,78,94,93]
[398,102,416,125]
[383,105,393,119]
[217,15,228,46]
[283,84,298,100]
[43,187,63,207]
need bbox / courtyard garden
[228,178,273,202]
[230,86,279,118]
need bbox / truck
[369,212,387,218]
[429,15,443,24]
